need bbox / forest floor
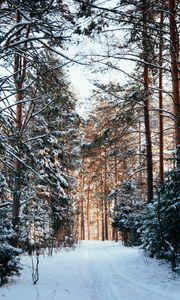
[1,240,180,300]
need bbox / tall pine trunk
[112,145,118,242]
[80,173,85,241]
[159,12,164,182]
[86,179,91,240]
[12,10,30,244]
[12,10,23,241]
[168,0,180,165]
[80,195,85,240]
[104,147,108,240]
[99,147,105,241]
[142,0,153,202]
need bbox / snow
[1,241,180,300]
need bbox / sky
[69,58,135,119]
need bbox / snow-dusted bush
[0,242,22,285]
[112,181,144,246]
[141,168,180,272]
[0,209,22,285]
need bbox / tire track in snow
[87,247,140,300]
[97,245,173,300]
[79,242,174,300]
[78,247,99,300]
[80,246,119,300]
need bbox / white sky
[69,59,135,119]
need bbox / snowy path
[1,241,180,300]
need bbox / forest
[0,0,179,290]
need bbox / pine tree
[0,173,22,285]
[21,50,80,249]
[0,0,76,243]
[112,180,143,246]
[141,168,180,272]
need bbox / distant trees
[78,83,141,240]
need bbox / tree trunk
[142,0,153,202]
[86,179,91,240]
[159,12,164,182]
[168,0,180,165]
[80,173,85,240]
[101,198,105,241]
[95,183,100,240]
[80,195,85,240]
[99,147,105,241]
[101,174,105,241]
[12,10,23,241]
[112,146,118,242]
[104,147,108,240]
[138,121,143,187]
[96,205,100,240]
[12,10,31,245]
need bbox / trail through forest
[1,241,180,300]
